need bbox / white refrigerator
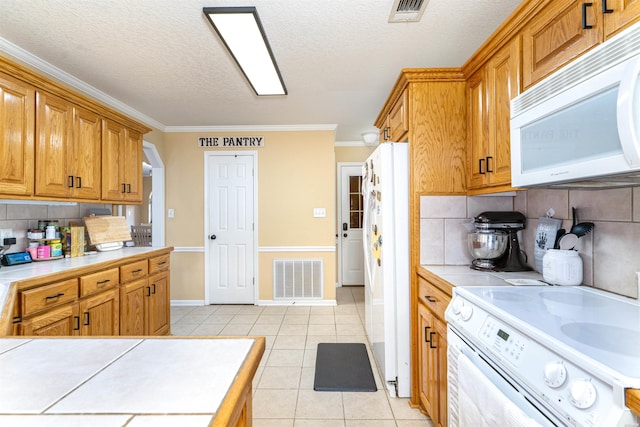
[362,142,410,398]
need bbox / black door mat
[313,343,377,392]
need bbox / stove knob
[459,304,473,321]
[543,362,567,388]
[569,379,597,409]
[451,298,463,315]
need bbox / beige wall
[334,145,376,163]
[163,130,336,303]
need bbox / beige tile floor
[171,286,434,427]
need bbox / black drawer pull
[83,312,90,326]
[132,269,143,274]
[76,176,82,188]
[486,156,493,173]
[122,183,127,193]
[68,175,74,188]
[429,332,437,349]
[74,316,80,331]
[151,284,156,294]
[146,286,151,297]
[424,326,431,343]
[582,3,593,29]
[478,158,485,174]
[602,0,613,13]
[158,261,167,266]
[45,292,64,301]
[97,279,110,285]
[425,295,436,303]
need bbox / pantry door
[205,152,257,304]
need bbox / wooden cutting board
[84,216,131,245]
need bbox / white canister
[542,249,583,286]
[45,225,56,239]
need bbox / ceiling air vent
[388,0,429,23]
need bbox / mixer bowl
[468,230,508,260]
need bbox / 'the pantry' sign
[198,136,264,147]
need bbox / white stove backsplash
[420,187,640,299]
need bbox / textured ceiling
[0,0,522,142]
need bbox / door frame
[203,151,259,305]
[336,162,364,287]
[142,140,165,247]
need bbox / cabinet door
[486,38,520,186]
[35,91,73,198]
[522,0,602,89]
[20,303,80,336]
[433,318,448,427]
[604,0,640,38]
[388,90,408,142]
[417,303,437,420]
[119,277,147,336]
[79,288,119,336]
[70,107,101,199]
[147,270,170,336]
[467,69,489,189]
[123,127,143,202]
[0,73,35,196]
[101,118,126,201]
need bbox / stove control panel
[543,361,567,388]
[478,317,528,367]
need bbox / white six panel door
[207,154,255,304]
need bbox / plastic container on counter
[37,245,50,259]
[49,239,62,257]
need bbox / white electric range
[445,285,640,427]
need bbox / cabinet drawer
[120,260,148,283]
[21,279,78,316]
[149,254,170,274]
[418,276,450,321]
[79,268,119,297]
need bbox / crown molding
[164,124,337,133]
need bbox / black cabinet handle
[132,269,143,274]
[478,158,486,174]
[425,295,436,303]
[602,0,613,13]
[74,316,80,331]
[83,312,90,326]
[383,127,390,141]
[429,332,437,349]
[486,156,493,173]
[76,176,82,188]
[146,286,151,297]
[158,261,167,266]
[151,284,156,294]
[582,3,593,29]
[127,183,132,193]
[97,279,110,285]
[68,176,74,188]
[45,293,64,301]
[122,183,126,193]
[424,326,431,342]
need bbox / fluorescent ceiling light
[203,7,287,96]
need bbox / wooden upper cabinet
[102,119,143,203]
[467,38,520,191]
[0,73,35,196]
[522,0,640,90]
[604,0,640,38]
[35,91,101,200]
[379,89,409,142]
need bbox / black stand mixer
[468,211,533,272]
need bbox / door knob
[343,233,348,238]
[209,234,217,240]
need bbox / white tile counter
[421,264,545,287]
[0,336,265,427]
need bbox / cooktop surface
[456,285,640,380]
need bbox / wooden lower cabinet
[13,249,172,337]
[119,277,147,336]
[79,288,119,336]
[416,273,451,427]
[21,303,80,336]
[147,270,170,335]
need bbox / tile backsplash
[420,187,640,299]
[0,202,112,251]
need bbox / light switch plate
[313,208,326,218]
[167,208,175,218]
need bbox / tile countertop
[0,336,265,427]
[0,247,173,334]
[420,264,546,287]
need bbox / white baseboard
[171,300,205,306]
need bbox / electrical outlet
[0,229,13,240]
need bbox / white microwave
[510,22,640,188]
